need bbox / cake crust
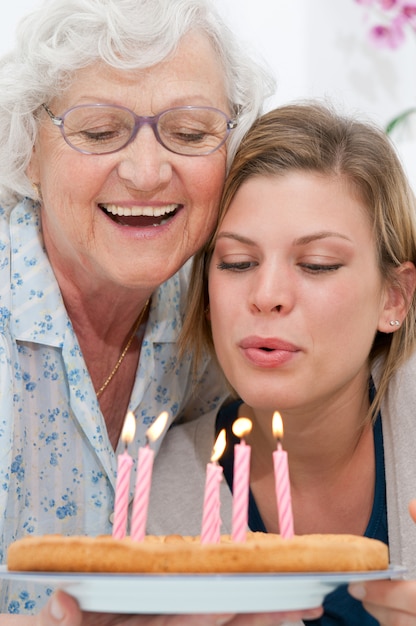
[7,532,389,574]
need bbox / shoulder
[0,203,12,259]
[0,204,13,331]
[148,413,216,535]
[377,351,416,417]
[149,259,191,330]
[155,411,216,466]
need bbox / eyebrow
[216,232,256,245]
[293,230,352,246]
[216,230,352,246]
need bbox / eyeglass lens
[60,105,231,155]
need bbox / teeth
[101,203,178,217]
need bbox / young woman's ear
[378,262,416,333]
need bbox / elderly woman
[0,0,275,623]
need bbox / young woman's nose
[250,266,294,314]
[116,125,173,190]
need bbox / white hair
[0,0,275,206]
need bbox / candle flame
[272,411,283,439]
[121,411,136,445]
[232,417,252,439]
[211,428,226,462]
[146,411,169,443]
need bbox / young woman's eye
[216,260,256,272]
[301,263,342,274]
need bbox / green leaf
[386,108,416,135]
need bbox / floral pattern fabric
[0,198,228,614]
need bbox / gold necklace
[96,299,150,399]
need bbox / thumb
[37,591,83,626]
[409,498,416,523]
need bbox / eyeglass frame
[41,103,238,156]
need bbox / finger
[36,591,84,626]
[359,599,415,626]
[349,579,416,617]
[409,498,416,523]
[36,592,146,626]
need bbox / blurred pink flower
[355,0,416,48]
[354,0,416,138]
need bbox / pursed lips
[239,337,300,368]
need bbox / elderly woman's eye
[174,131,206,143]
[80,129,122,142]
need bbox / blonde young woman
[151,103,416,626]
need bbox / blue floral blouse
[0,199,228,614]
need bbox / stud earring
[389,320,400,327]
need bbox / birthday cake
[7,532,388,573]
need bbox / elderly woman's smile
[99,202,180,227]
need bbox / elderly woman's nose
[117,125,173,190]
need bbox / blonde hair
[181,102,416,419]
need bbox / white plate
[0,565,405,613]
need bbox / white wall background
[215,0,416,123]
[2,0,416,184]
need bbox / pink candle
[231,417,252,542]
[112,411,136,539]
[131,411,169,541]
[272,411,294,539]
[201,429,226,544]
[131,443,154,541]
